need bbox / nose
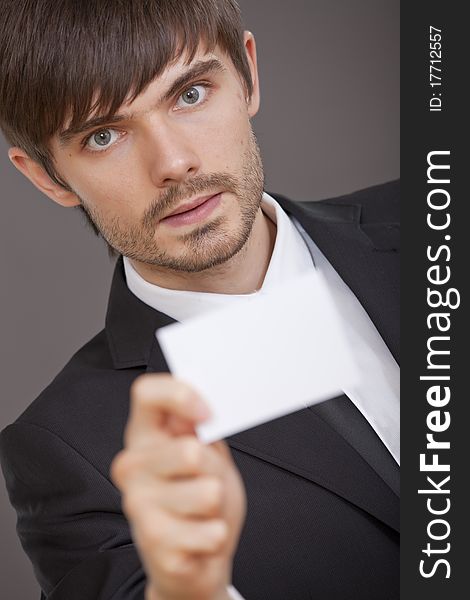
[143,118,201,188]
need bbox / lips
[160,193,223,228]
[163,193,220,219]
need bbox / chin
[149,227,247,273]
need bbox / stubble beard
[79,128,265,273]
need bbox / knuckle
[129,374,152,402]
[119,476,166,520]
[201,478,224,513]
[161,553,194,577]
[111,449,156,490]
[121,494,141,520]
[138,516,168,554]
[130,373,170,405]
[110,450,133,487]
[143,521,165,548]
[179,437,203,471]
[130,374,193,413]
[206,520,229,552]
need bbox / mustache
[143,173,239,227]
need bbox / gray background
[0,1,399,597]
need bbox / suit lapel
[105,258,176,370]
[227,406,399,532]
[105,193,400,533]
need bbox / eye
[85,128,121,152]
[175,85,208,109]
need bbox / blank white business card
[156,271,359,444]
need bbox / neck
[129,208,277,294]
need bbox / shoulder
[12,328,112,423]
[0,328,139,464]
[271,179,400,225]
[319,179,399,221]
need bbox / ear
[243,31,261,118]
[8,147,81,207]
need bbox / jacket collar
[105,258,175,369]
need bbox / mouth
[160,192,223,228]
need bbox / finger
[135,512,229,556]
[154,476,224,518]
[125,374,210,446]
[111,437,225,488]
[167,517,228,554]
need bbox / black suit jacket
[0,181,400,600]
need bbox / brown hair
[0,0,252,251]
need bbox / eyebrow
[58,58,226,146]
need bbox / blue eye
[85,128,120,151]
[182,87,200,104]
[176,85,207,108]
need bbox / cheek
[60,152,148,217]
[200,101,251,169]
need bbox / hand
[110,374,246,600]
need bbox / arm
[0,421,147,598]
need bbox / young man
[0,1,399,599]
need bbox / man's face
[50,42,264,273]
